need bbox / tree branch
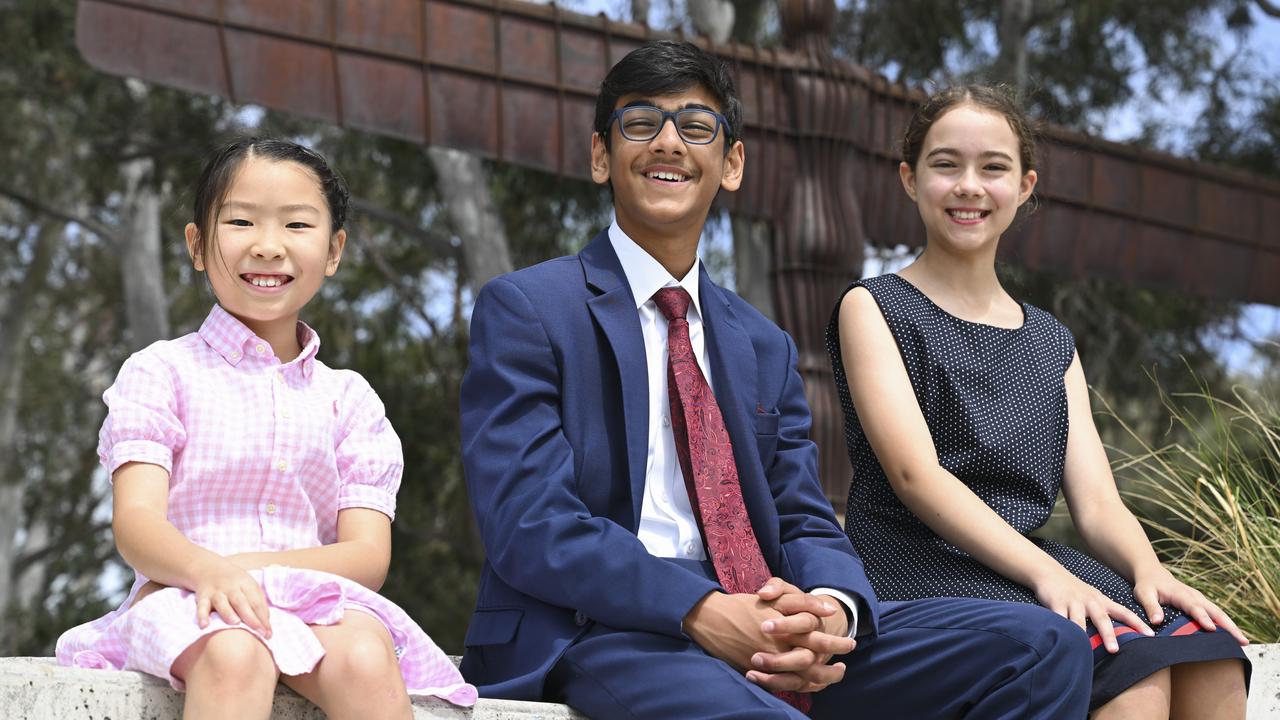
[0,184,120,244]
[352,217,445,339]
[1257,0,1280,18]
[1028,0,1067,29]
[349,196,457,258]
[13,519,113,577]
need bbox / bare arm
[113,461,271,635]
[1060,354,1247,644]
[838,288,1148,649]
[226,507,392,590]
[1059,354,1162,581]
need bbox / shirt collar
[198,304,321,376]
[607,219,703,319]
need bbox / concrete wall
[2,648,1275,718]
[0,657,582,720]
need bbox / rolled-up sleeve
[98,352,187,477]
[334,377,403,520]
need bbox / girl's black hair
[190,137,349,262]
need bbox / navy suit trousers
[545,560,1092,719]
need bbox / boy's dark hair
[593,40,742,150]
[190,137,349,264]
[901,84,1038,174]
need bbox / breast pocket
[754,408,780,466]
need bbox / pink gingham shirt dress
[55,305,477,706]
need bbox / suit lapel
[700,272,758,429]
[581,232,650,529]
[699,269,779,562]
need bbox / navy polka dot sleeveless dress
[826,274,1248,711]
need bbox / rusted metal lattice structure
[75,0,1280,501]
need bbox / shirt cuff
[105,440,174,476]
[810,587,859,639]
[336,483,397,521]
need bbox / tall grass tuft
[1103,374,1280,643]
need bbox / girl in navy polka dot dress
[826,85,1249,717]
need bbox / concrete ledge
[0,657,584,719]
[2,648,1276,718]
[1251,644,1279,718]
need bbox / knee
[1034,612,1093,677]
[187,629,276,689]
[331,628,403,690]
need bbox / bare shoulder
[838,285,889,333]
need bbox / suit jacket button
[574,610,588,626]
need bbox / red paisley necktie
[653,287,811,714]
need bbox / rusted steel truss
[75,0,1280,500]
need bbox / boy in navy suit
[459,40,1093,718]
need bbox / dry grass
[1104,374,1280,643]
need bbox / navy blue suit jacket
[459,231,879,700]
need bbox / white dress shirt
[607,221,859,636]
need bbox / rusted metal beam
[74,0,1280,307]
[73,0,1280,501]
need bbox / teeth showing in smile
[243,274,290,288]
[948,210,987,220]
[646,170,688,182]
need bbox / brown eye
[624,118,658,132]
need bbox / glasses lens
[619,107,664,141]
[676,110,719,144]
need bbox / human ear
[184,222,205,271]
[590,132,611,186]
[1018,169,1038,206]
[898,161,917,201]
[718,140,745,192]
[326,229,347,276]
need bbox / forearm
[231,539,390,590]
[113,507,224,591]
[1073,499,1163,583]
[894,465,1067,590]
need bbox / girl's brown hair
[901,84,1038,174]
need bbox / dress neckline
[888,274,1028,332]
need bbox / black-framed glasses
[606,105,730,145]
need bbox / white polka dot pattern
[825,274,1176,627]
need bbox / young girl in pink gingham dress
[56,138,476,719]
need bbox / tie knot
[653,287,692,322]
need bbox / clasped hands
[130,552,274,638]
[684,577,856,694]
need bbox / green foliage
[1108,373,1280,643]
[1193,86,1280,180]
[998,265,1239,421]
[0,0,238,655]
[834,0,1258,129]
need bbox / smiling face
[590,86,744,248]
[900,103,1037,254]
[185,155,345,340]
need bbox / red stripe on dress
[1171,620,1204,636]
[1089,624,1139,650]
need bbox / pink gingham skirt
[56,565,476,706]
